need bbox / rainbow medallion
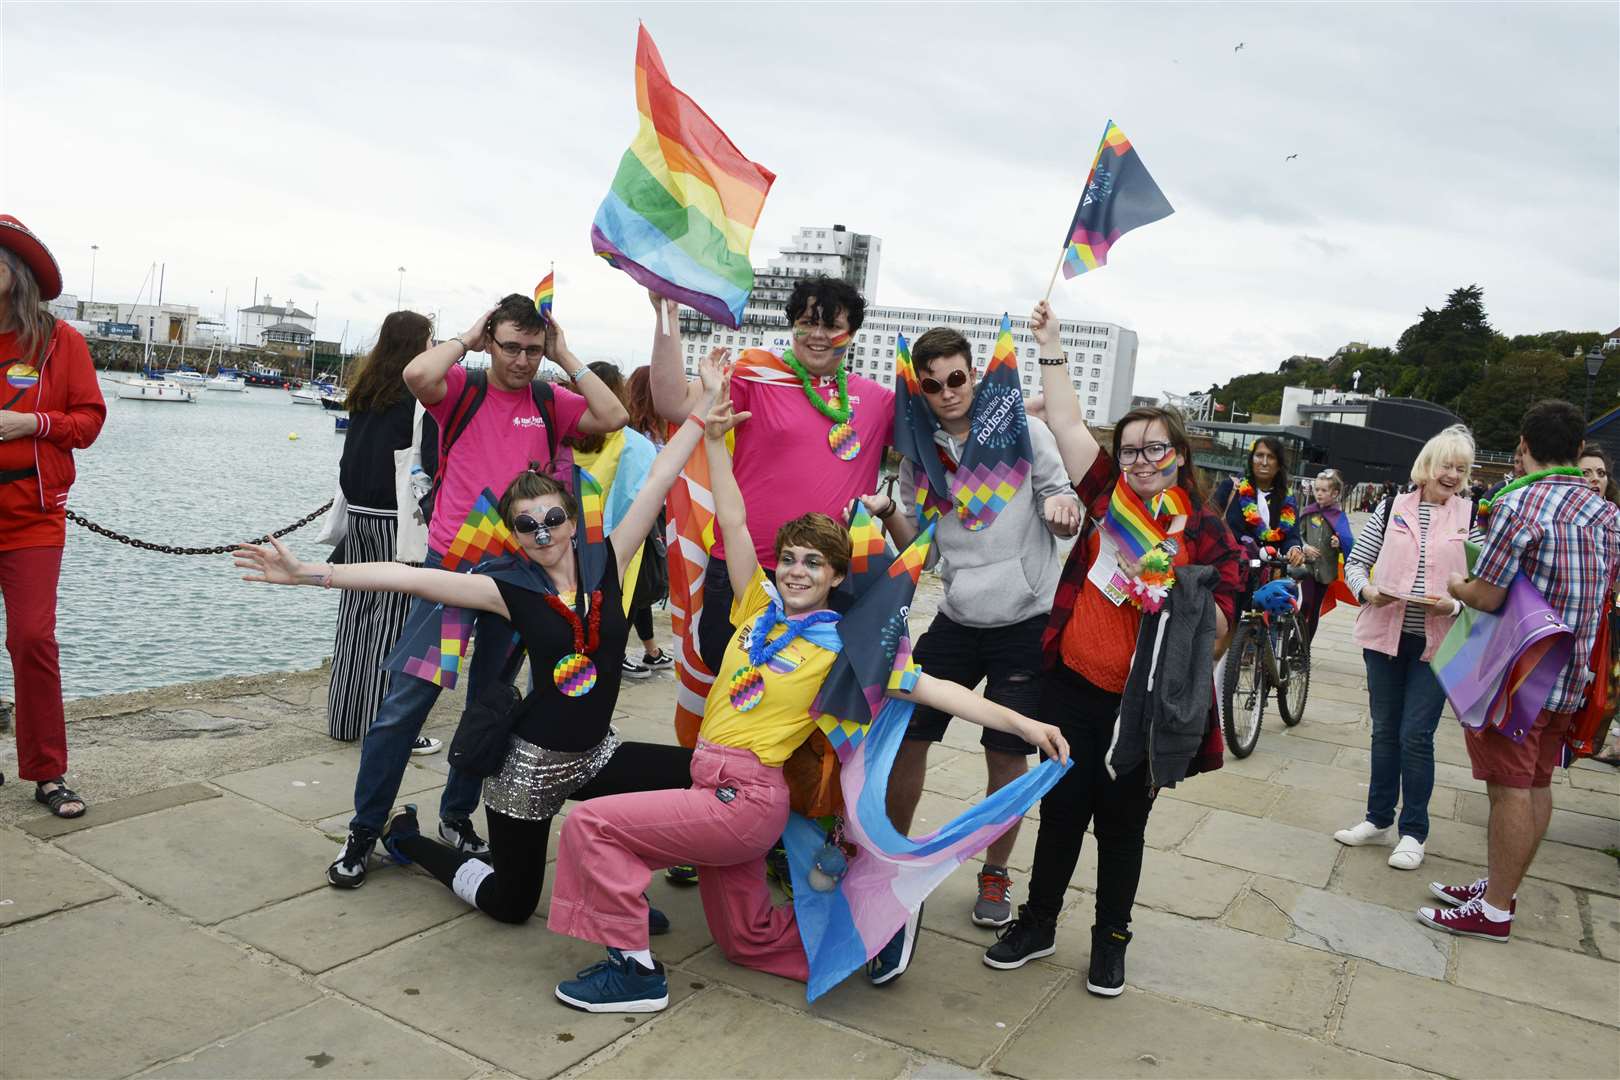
[828,421,861,461]
[728,664,766,712]
[553,653,598,698]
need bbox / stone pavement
[2,594,1618,1080]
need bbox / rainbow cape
[893,315,1033,532]
[533,272,554,322]
[590,25,775,328]
[783,506,1070,1000]
[1060,120,1174,279]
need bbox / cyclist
[1213,438,1305,599]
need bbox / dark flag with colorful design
[1060,119,1174,278]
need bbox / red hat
[0,215,63,300]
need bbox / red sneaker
[1417,897,1511,941]
[1428,878,1516,913]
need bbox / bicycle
[1220,548,1313,758]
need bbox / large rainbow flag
[1060,119,1174,279]
[1431,573,1573,742]
[591,25,775,328]
[784,508,1070,1000]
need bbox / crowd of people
[5,212,1618,1012]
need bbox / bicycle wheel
[1277,615,1311,727]
[1221,622,1266,758]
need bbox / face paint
[1155,450,1179,477]
[828,330,852,361]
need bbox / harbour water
[2,382,347,701]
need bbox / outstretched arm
[234,538,509,618]
[703,379,758,599]
[1030,300,1101,483]
[891,672,1070,764]
[613,348,729,581]
[649,292,702,423]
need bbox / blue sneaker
[381,805,420,865]
[867,902,923,986]
[555,948,669,1013]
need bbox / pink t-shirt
[722,372,895,568]
[425,365,588,554]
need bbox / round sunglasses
[513,507,569,534]
[919,369,969,395]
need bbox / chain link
[64,501,335,556]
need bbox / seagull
[1285,153,1299,161]
[1234,42,1245,52]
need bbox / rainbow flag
[533,272,554,322]
[1060,119,1174,279]
[577,467,606,544]
[439,490,522,572]
[1431,573,1574,742]
[590,25,775,328]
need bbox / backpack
[419,371,557,523]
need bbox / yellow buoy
[288,432,300,441]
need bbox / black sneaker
[327,828,378,889]
[381,804,420,865]
[982,906,1057,970]
[438,817,489,855]
[1086,924,1131,997]
[643,651,675,673]
[410,735,442,756]
[665,864,700,885]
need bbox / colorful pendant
[728,664,766,712]
[828,421,861,461]
[553,653,598,697]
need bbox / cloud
[292,272,324,292]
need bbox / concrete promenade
[2,594,1617,1080]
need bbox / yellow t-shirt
[698,568,838,767]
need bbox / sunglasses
[513,507,569,534]
[919,369,969,395]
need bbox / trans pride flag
[1431,574,1573,743]
[591,25,775,328]
[783,508,1070,1000]
[1060,120,1174,279]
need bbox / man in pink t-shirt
[651,276,894,673]
[326,293,628,890]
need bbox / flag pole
[659,300,669,337]
[1043,248,1066,303]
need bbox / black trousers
[1025,663,1156,930]
[393,741,693,924]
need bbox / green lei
[1478,466,1584,515]
[779,348,852,424]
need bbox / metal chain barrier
[64,501,335,556]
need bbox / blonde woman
[1336,425,1483,869]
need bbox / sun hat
[0,215,63,300]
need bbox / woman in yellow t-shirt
[544,370,1070,1014]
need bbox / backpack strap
[530,380,559,465]
[424,371,488,513]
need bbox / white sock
[1478,898,1512,922]
[451,859,494,907]
[622,948,655,969]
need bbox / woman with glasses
[1296,469,1356,643]
[232,351,730,929]
[1578,444,1620,765]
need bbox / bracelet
[1038,355,1067,367]
[451,336,468,356]
[877,499,899,519]
[688,412,707,428]
[569,366,593,382]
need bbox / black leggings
[392,741,693,924]
[1025,664,1156,931]
[631,605,656,643]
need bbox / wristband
[688,412,707,428]
[1038,355,1067,367]
[568,366,592,382]
[877,499,899,519]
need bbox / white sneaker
[1333,820,1395,847]
[1388,835,1425,870]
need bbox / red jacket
[5,321,106,519]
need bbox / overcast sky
[4,2,1615,396]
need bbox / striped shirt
[1345,494,1485,637]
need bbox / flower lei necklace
[780,348,861,461]
[544,591,604,698]
[1236,479,1295,543]
[727,602,841,713]
[1477,466,1584,519]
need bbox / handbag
[315,478,349,547]
[447,640,529,778]
[393,402,430,564]
[630,521,670,610]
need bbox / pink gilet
[1352,490,1473,661]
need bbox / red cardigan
[4,321,106,531]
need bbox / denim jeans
[1363,634,1448,842]
[348,548,514,834]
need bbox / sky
[3,2,1616,398]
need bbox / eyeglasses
[513,507,569,534]
[919,369,968,395]
[1118,442,1174,465]
[493,339,546,360]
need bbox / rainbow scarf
[1100,477,1192,562]
[893,314,1033,532]
[590,25,775,328]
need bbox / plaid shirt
[1475,473,1620,713]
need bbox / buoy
[288,432,300,441]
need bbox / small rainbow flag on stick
[533,270,554,322]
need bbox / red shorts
[1466,708,1574,789]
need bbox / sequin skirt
[481,729,621,822]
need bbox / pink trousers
[548,741,809,981]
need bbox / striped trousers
[326,508,415,741]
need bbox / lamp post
[396,266,406,310]
[90,244,98,302]
[1584,346,1606,423]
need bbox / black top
[339,396,415,510]
[495,537,629,752]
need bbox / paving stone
[1338,960,1620,1078]
[0,898,319,1079]
[534,864,719,968]
[147,997,479,1078]
[1160,769,1283,817]
[1452,790,1620,850]
[216,864,473,973]
[314,780,452,840]
[1068,844,1251,920]
[1590,893,1620,961]
[1454,936,1620,1027]
[322,913,694,1077]
[1266,786,1371,837]
[577,987,910,1078]
[996,980,1423,1079]
[56,795,336,924]
[17,780,219,839]
[1213,749,1289,782]
[1567,764,1620,794]
[1545,781,1620,820]
[1256,731,1346,764]
[920,745,1001,801]
[1273,759,1376,803]
[1236,876,1449,978]
[1180,810,1341,888]
[0,825,116,926]
[682,930,1064,1068]
[1274,721,1377,750]
[214,750,443,821]
[1142,796,1207,849]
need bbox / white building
[76,299,202,343]
[758,224,881,301]
[238,296,316,348]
